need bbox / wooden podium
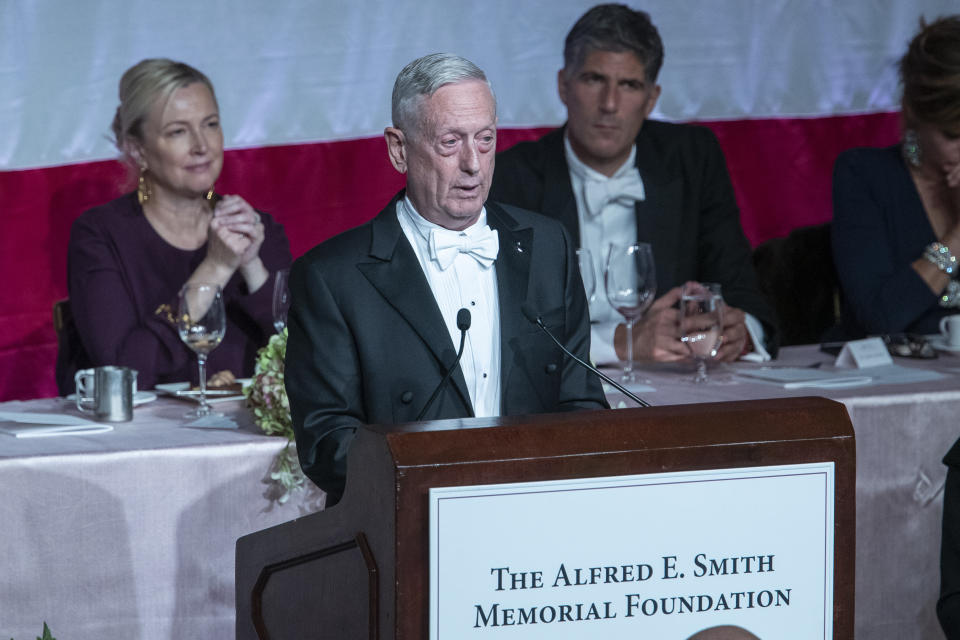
[236,397,855,639]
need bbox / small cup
[940,315,960,348]
[75,366,138,422]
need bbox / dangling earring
[137,168,152,205]
[205,189,222,210]
[903,129,922,168]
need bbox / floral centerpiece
[243,328,305,503]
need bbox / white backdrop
[2,0,956,170]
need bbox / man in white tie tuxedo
[286,53,608,504]
[490,4,778,365]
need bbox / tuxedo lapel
[539,128,582,246]
[486,202,533,406]
[634,127,683,291]
[356,199,473,414]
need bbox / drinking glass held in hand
[177,283,226,417]
[680,282,724,384]
[604,242,656,383]
[272,268,291,333]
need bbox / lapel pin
[515,241,524,253]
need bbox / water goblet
[604,242,656,383]
[679,282,724,383]
[177,283,226,417]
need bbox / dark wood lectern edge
[365,396,844,434]
[373,397,853,468]
[250,531,379,640]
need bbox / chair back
[752,223,842,346]
[53,298,90,396]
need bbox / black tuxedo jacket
[286,193,608,502]
[490,121,779,353]
[939,438,960,637]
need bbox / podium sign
[430,463,834,639]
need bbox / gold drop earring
[137,167,152,205]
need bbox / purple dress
[67,192,292,389]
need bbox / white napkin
[0,411,113,438]
[739,314,772,362]
[736,367,871,389]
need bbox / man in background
[491,4,778,365]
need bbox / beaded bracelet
[940,279,960,308]
[924,242,958,276]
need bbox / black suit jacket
[286,193,608,503]
[940,439,960,638]
[490,121,779,354]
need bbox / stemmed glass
[575,248,596,302]
[272,268,291,333]
[177,283,226,417]
[679,282,724,383]
[604,242,656,383]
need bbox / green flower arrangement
[243,328,306,503]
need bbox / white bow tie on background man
[428,225,500,270]
[583,169,646,218]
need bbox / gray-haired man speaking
[286,53,608,504]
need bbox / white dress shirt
[563,133,769,364]
[565,135,644,365]
[396,197,502,417]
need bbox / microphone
[520,303,650,408]
[416,308,472,420]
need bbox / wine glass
[679,282,724,384]
[604,242,656,383]
[272,268,291,333]
[177,283,226,417]
[575,248,596,302]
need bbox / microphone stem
[416,327,468,421]
[536,318,650,408]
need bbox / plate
[928,335,960,353]
[66,391,157,406]
[155,379,250,403]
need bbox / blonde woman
[66,59,291,389]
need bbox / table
[0,395,324,640]
[602,344,960,640]
[4,346,958,639]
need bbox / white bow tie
[428,225,500,270]
[583,171,646,218]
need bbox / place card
[835,337,894,369]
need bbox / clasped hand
[206,194,265,270]
[614,283,749,363]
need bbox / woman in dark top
[832,16,960,338]
[67,59,291,389]
[864,18,960,640]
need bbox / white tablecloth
[602,345,960,640]
[0,396,324,640]
[3,346,958,639]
